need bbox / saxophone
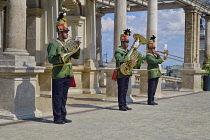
[120,34,147,75]
[60,38,80,63]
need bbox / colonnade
[0,0,210,120]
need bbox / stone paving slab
[0,91,210,140]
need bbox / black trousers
[117,75,130,107]
[52,77,71,121]
[148,78,159,103]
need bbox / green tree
[133,53,146,69]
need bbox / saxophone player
[114,29,137,111]
[47,13,81,124]
[146,35,167,105]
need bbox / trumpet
[155,50,168,56]
[155,44,168,56]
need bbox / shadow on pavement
[67,104,118,110]
[131,102,147,105]
[68,97,103,102]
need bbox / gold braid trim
[53,63,72,67]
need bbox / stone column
[0,0,45,120]
[96,12,106,87]
[204,16,210,59]
[85,0,97,61]
[179,7,204,92]
[139,0,162,98]
[0,1,7,55]
[4,0,28,55]
[83,0,101,94]
[147,0,157,44]
[96,12,104,67]
[113,0,126,56]
[107,0,127,65]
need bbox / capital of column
[27,8,42,17]
[0,1,7,11]
[184,6,202,15]
[203,15,210,21]
[96,12,105,19]
[90,0,96,3]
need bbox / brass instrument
[155,44,169,57]
[120,34,147,75]
[60,39,80,63]
[156,50,169,56]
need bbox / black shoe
[153,102,158,105]
[119,106,127,111]
[125,106,132,110]
[54,120,65,124]
[63,119,72,123]
[148,102,155,105]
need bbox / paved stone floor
[0,90,210,140]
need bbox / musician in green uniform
[146,35,167,105]
[47,13,81,124]
[114,29,136,111]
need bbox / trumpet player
[146,36,167,105]
[47,13,81,124]
[114,29,137,111]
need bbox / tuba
[60,38,80,63]
[120,34,147,75]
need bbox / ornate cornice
[27,8,42,17]
[91,0,96,3]
[184,6,202,15]
[203,15,210,21]
[0,1,7,11]
[96,12,105,19]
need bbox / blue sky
[101,9,185,66]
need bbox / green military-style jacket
[47,39,80,79]
[114,46,132,78]
[146,53,164,79]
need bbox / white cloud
[127,15,136,24]
[158,9,185,34]
[102,9,186,65]
[102,17,114,32]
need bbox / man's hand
[163,55,168,60]
[131,57,137,67]
[76,41,81,46]
[132,57,137,62]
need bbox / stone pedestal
[99,69,105,87]
[179,67,204,92]
[102,68,118,102]
[102,68,133,103]
[135,63,163,98]
[39,65,52,98]
[126,76,135,103]
[0,55,45,120]
[137,69,148,96]
[69,65,83,94]
[83,59,101,94]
